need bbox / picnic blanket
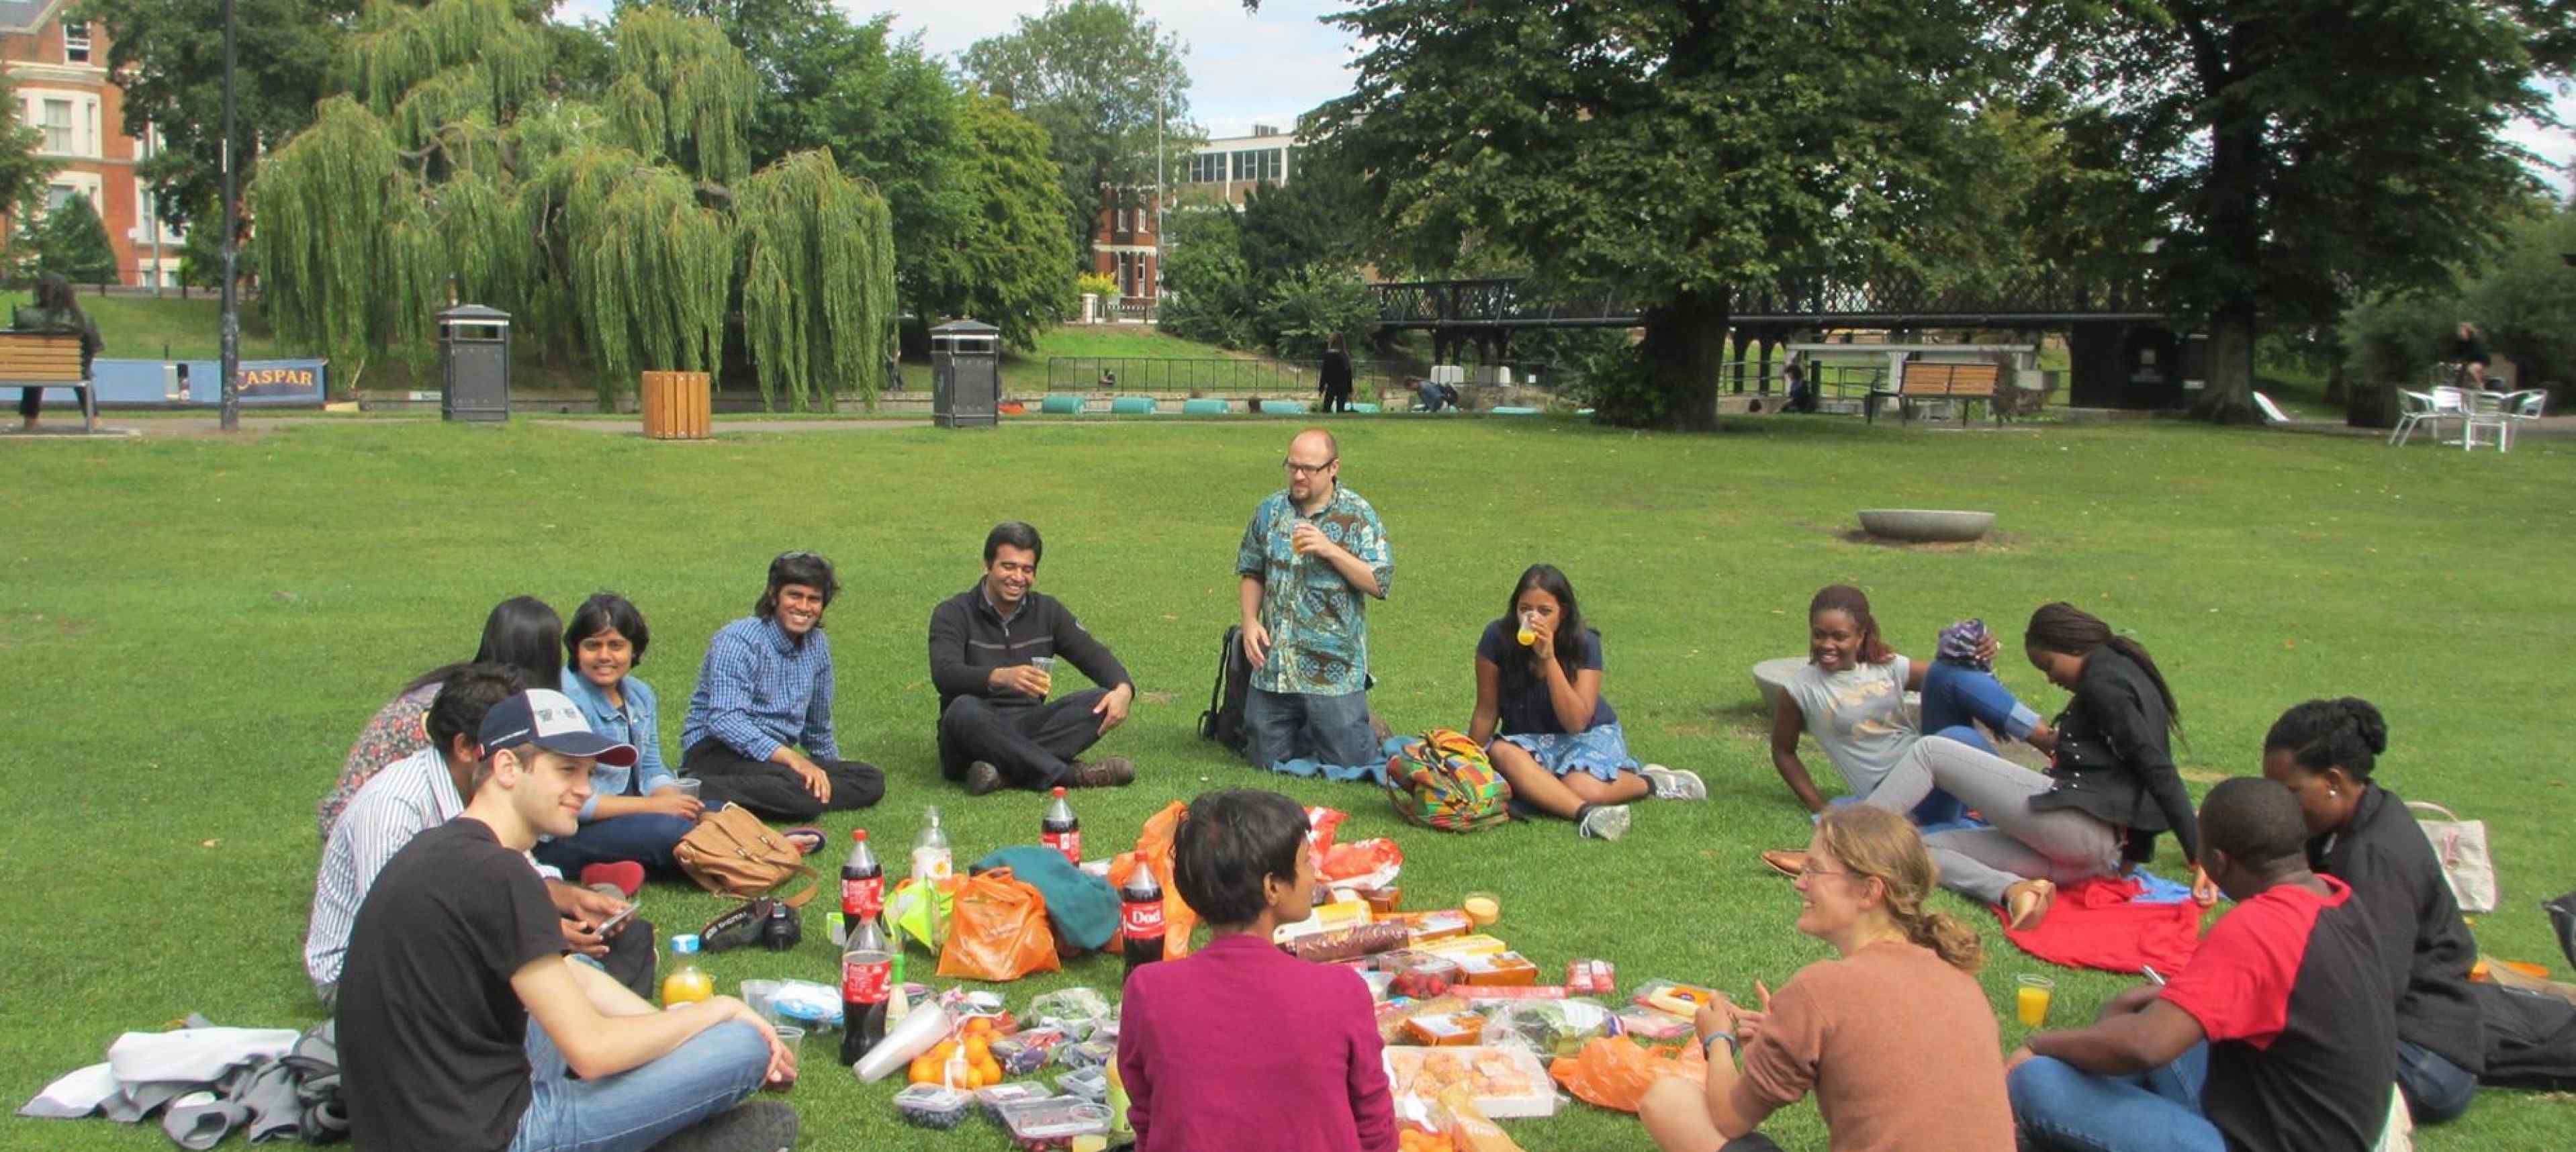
[1991,870,2204,975]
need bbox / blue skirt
[1499,722,1639,783]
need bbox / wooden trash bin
[640,371,712,440]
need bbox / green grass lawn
[3,416,2572,1150]
[75,294,283,362]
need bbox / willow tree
[252,0,894,409]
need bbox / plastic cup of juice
[2015,975,2055,1027]
[1462,891,1502,927]
[1516,612,1537,646]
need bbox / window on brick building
[40,100,73,153]
[63,21,91,64]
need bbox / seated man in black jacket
[929,522,1138,796]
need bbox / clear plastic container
[1054,1064,1108,1101]
[975,1082,1052,1120]
[892,1084,974,1130]
[996,1097,1113,1145]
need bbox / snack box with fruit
[995,1097,1113,1150]
[1381,1045,1557,1118]
[976,1082,1053,1121]
[892,1084,974,1130]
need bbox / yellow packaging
[1419,933,1510,958]
[1456,951,1539,987]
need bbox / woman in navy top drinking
[1469,564,1704,842]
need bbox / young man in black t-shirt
[338,689,797,1152]
[2004,778,2398,1152]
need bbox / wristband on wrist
[1702,1030,1738,1059]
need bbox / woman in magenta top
[1115,788,1396,1152]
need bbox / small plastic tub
[892,1084,974,1130]
[997,1097,1112,1147]
[1055,1065,1108,1101]
[976,1082,1052,1120]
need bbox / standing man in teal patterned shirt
[1235,428,1395,777]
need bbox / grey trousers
[1861,735,2122,905]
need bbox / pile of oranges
[906,1015,1007,1088]
[1397,1129,1457,1152]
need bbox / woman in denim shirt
[541,593,702,879]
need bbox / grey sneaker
[1577,804,1631,841]
[963,761,1005,797]
[1641,764,1706,801]
[654,1100,798,1152]
[1068,757,1136,788]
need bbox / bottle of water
[911,806,953,946]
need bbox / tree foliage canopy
[964,0,1198,265]
[37,193,118,285]
[252,0,893,410]
[0,71,58,275]
[1312,0,2015,428]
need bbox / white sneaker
[1641,764,1706,801]
[1577,804,1631,841]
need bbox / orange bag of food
[936,867,1061,981]
[1547,1036,1706,1113]
[1108,802,1199,960]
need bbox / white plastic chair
[2389,390,2448,446]
[2463,389,2512,452]
[2500,389,2547,450]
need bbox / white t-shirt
[1782,657,1916,800]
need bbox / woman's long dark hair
[2025,602,2181,732]
[1498,563,1592,685]
[32,272,79,318]
[401,595,563,695]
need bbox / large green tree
[919,95,1076,348]
[76,0,355,234]
[1313,0,2013,430]
[0,72,58,276]
[2031,0,2575,422]
[964,0,1197,268]
[252,0,896,410]
[37,192,117,284]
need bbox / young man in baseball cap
[337,689,797,1152]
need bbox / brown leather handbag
[674,804,817,906]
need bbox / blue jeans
[2396,1040,2475,1124]
[1911,661,2044,826]
[513,1017,771,1152]
[533,812,698,877]
[1244,687,1379,777]
[2008,1043,2222,1152]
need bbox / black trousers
[938,689,1111,791]
[17,386,39,419]
[680,738,884,822]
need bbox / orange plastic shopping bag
[1547,1036,1706,1113]
[1109,802,1200,960]
[937,867,1060,981]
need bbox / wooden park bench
[1870,361,2004,426]
[0,331,94,434]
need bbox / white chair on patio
[2389,389,2453,446]
[2500,389,2547,450]
[2463,389,2513,452]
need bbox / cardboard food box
[1456,951,1539,987]
[1383,1045,1557,1119]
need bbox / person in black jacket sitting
[1858,602,2213,929]
[929,521,1138,796]
[2262,697,2484,1124]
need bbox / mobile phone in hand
[595,902,639,936]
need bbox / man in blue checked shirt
[678,551,885,820]
[1235,428,1394,776]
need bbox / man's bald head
[1291,428,1339,461]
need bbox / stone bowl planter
[1857,508,1994,543]
[1751,657,1808,714]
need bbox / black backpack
[1197,625,1255,763]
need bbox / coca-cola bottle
[1121,864,1165,979]
[840,830,882,946]
[1041,786,1082,865]
[839,914,892,1065]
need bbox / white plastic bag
[2407,802,2496,914]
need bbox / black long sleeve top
[2309,785,2487,1073]
[927,583,1132,714]
[2029,645,2202,865]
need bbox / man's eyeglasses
[1283,458,1337,477]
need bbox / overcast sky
[559,0,2571,183]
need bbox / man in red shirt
[2004,777,2398,1152]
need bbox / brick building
[1,0,184,285]
[1089,124,1303,306]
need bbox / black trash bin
[439,304,512,423]
[931,318,1000,428]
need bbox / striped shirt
[679,616,840,763]
[305,747,465,990]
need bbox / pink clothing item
[1116,932,1397,1152]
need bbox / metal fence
[1045,356,1570,401]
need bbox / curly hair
[1816,805,1982,973]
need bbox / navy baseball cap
[478,689,638,768]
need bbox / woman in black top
[13,272,104,431]
[2022,602,2213,905]
[2262,697,2483,1124]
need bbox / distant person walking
[1318,338,1354,414]
[2450,322,2493,391]
[11,272,103,432]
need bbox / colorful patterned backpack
[1384,728,1512,833]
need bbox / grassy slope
[2,417,2571,1150]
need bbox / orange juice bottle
[661,934,715,1008]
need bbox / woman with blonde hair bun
[1640,806,2014,1152]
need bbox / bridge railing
[1372,261,2167,327]
[1045,356,1571,405]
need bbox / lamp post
[218,0,239,432]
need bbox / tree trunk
[2195,298,2260,423]
[1638,289,1729,431]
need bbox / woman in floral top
[314,597,563,840]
